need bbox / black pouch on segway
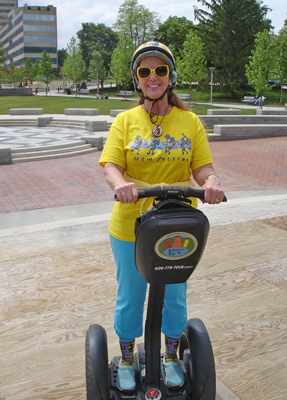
[134,199,210,284]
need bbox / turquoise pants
[110,235,187,340]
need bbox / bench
[64,108,99,116]
[178,94,190,101]
[10,108,44,115]
[79,89,89,94]
[118,91,133,97]
[241,96,254,103]
[207,109,241,115]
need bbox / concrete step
[12,140,86,153]
[12,143,93,159]
[48,120,85,128]
[12,146,98,163]
[0,120,38,126]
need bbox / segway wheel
[86,324,110,400]
[179,318,216,400]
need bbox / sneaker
[116,358,136,392]
[163,360,185,389]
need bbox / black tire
[85,324,110,400]
[179,318,216,400]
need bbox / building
[0,0,18,30]
[0,4,57,70]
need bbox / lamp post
[209,67,215,104]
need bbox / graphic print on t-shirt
[130,133,191,157]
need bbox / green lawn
[0,96,137,115]
[0,95,259,116]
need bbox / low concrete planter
[38,117,53,127]
[82,136,104,150]
[64,108,99,116]
[110,109,125,117]
[0,146,12,164]
[85,120,107,132]
[214,124,287,140]
[199,115,287,128]
[207,109,241,115]
[256,109,287,115]
[10,108,44,115]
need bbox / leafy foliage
[110,34,134,90]
[177,32,207,91]
[113,0,160,50]
[194,0,273,96]
[245,30,277,105]
[77,22,119,74]
[154,16,194,59]
[37,51,54,87]
[88,51,107,89]
[62,37,86,90]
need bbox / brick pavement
[0,137,286,214]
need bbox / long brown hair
[137,90,190,111]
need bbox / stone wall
[0,88,33,96]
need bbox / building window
[24,35,57,43]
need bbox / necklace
[144,103,170,138]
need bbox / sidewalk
[1,132,287,399]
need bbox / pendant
[152,124,163,137]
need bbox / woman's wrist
[205,173,221,185]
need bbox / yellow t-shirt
[99,105,213,242]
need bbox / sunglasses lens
[138,67,151,79]
[155,65,168,77]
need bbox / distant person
[105,94,109,99]
[252,93,259,105]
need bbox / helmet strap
[141,85,170,124]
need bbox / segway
[86,186,226,400]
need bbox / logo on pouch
[155,232,198,260]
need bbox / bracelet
[205,173,221,185]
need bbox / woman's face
[138,56,170,100]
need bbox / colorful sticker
[155,232,198,260]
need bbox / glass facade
[23,24,56,32]
[0,4,58,69]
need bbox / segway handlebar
[114,186,227,202]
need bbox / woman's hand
[104,162,138,204]
[201,174,225,204]
[114,182,138,204]
[193,164,225,205]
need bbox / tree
[154,16,194,59]
[24,57,33,77]
[62,37,86,95]
[77,23,119,74]
[37,51,54,92]
[276,18,287,103]
[0,41,6,66]
[245,30,277,108]
[110,34,134,96]
[88,51,107,91]
[9,64,25,85]
[113,0,160,50]
[194,0,273,97]
[56,48,68,77]
[177,32,207,97]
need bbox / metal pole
[97,70,99,94]
[209,67,215,104]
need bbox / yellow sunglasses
[137,65,170,80]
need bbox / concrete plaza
[0,122,287,399]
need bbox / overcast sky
[18,0,287,49]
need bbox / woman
[99,42,224,392]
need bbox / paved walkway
[1,114,287,400]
